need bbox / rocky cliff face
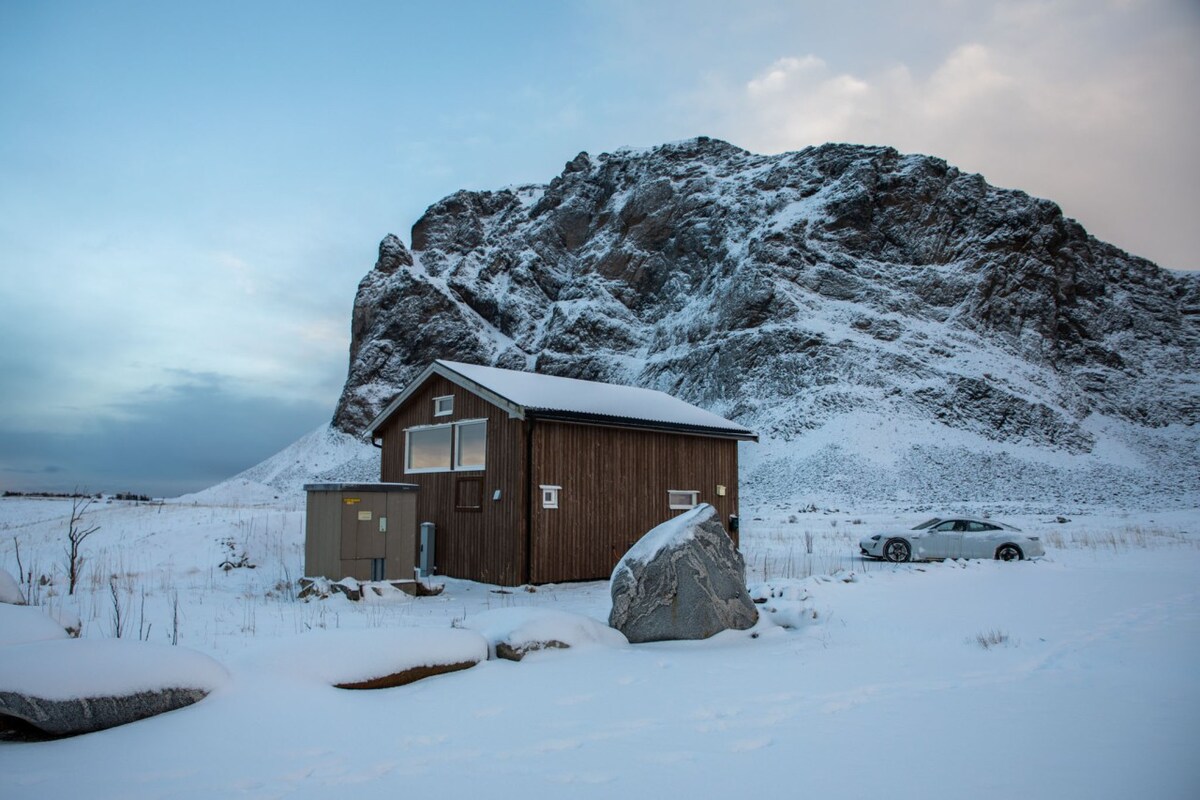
[333,138,1200,506]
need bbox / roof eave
[526,409,758,441]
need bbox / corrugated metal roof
[364,360,756,440]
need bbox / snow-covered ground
[1,490,1197,798]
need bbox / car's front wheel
[995,544,1023,561]
[884,538,911,563]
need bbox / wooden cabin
[363,360,757,585]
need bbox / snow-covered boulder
[0,604,70,646]
[0,568,25,605]
[609,504,758,643]
[248,628,487,689]
[464,607,628,661]
[0,639,228,736]
[46,605,83,638]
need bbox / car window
[913,518,941,530]
[933,521,957,532]
[965,521,992,532]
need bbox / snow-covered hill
[182,425,378,506]
[328,138,1199,508]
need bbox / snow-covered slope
[330,138,1199,508]
[183,425,378,505]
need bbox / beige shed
[303,483,419,581]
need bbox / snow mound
[0,639,229,700]
[0,568,24,605]
[0,604,69,646]
[242,627,487,687]
[464,607,628,659]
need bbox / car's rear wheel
[995,544,1023,561]
[884,538,911,563]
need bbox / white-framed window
[404,419,487,474]
[668,490,699,510]
[454,420,486,471]
[540,485,560,509]
[406,424,453,473]
[433,395,454,417]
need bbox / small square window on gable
[433,395,454,417]
[668,490,699,510]
[540,485,560,509]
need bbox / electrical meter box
[303,483,419,581]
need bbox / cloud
[728,41,1028,159]
[1,464,64,476]
[746,56,830,95]
[216,252,258,296]
[0,232,360,435]
[690,0,1200,270]
[0,374,329,497]
[740,55,874,144]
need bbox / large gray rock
[0,686,212,737]
[609,504,758,643]
[0,639,227,737]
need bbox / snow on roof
[430,360,756,438]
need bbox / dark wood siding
[379,375,528,585]
[528,421,740,584]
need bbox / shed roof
[303,483,419,493]
[365,360,757,441]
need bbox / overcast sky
[1,0,1197,496]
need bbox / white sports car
[859,517,1044,563]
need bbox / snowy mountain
[330,138,1199,508]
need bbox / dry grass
[1041,525,1195,552]
[742,527,863,582]
[974,629,1012,650]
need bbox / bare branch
[66,492,100,595]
